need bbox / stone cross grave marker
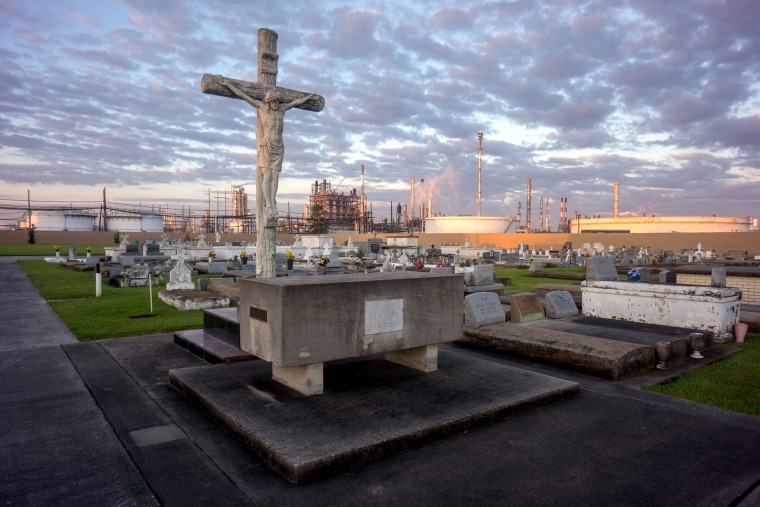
[464,292,505,327]
[544,291,579,319]
[201,28,325,278]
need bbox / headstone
[711,267,727,288]
[121,256,135,267]
[430,266,455,274]
[167,260,195,290]
[509,293,545,323]
[529,261,544,272]
[398,253,409,265]
[659,270,676,283]
[68,247,77,261]
[544,291,579,319]
[199,278,210,291]
[126,263,150,287]
[638,268,651,282]
[468,264,494,286]
[585,256,619,281]
[464,292,505,327]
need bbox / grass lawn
[0,244,109,256]
[19,260,214,341]
[645,337,760,417]
[494,266,586,291]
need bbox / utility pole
[477,131,483,217]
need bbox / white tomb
[582,281,740,337]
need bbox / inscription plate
[365,299,404,335]
[510,293,545,323]
[250,306,267,323]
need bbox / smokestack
[545,197,550,232]
[410,177,415,222]
[526,176,532,232]
[477,132,483,217]
[539,198,544,233]
[517,201,522,226]
[614,181,620,218]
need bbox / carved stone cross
[201,28,324,278]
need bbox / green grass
[0,244,108,256]
[19,260,213,341]
[494,266,586,292]
[645,337,760,417]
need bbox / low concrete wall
[582,280,741,336]
[676,274,760,305]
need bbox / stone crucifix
[201,28,325,278]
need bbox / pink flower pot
[734,322,749,343]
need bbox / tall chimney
[545,197,550,232]
[526,176,532,232]
[614,181,620,218]
[477,132,483,217]
[539,198,544,232]
[410,177,415,222]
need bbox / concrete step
[173,329,254,364]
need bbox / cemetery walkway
[1,257,759,506]
[0,257,158,505]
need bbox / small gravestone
[167,260,195,290]
[125,263,150,287]
[619,256,633,266]
[68,247,77,261]
[529,261,544,272]
[199,278,210,291]
[121,256,135,267]
[585,256,619,281]
[544,291,579,319]
[711,267,727,288]
[471,264,494,286]
[638,268,651,282]
[509,293,545,323]
[431,266,455,274]
[85,257,99,268]
[464,292,505,327]
[659,269,676,283]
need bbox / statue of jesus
[220,78,315,219]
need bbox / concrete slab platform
[459,322,655,380]
[169,350,578,484]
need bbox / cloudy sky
[1,0,759,228]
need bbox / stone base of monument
[158,289,230,311]
[169,349,578,483]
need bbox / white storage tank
[107,211,163,232]
[31,209,95,231]
[568,216,754,233]
[424,216,515,233]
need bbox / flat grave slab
[169,350,578,483]
[459,322,655,380]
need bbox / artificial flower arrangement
[317,256,329,268]
[286,249,294,259]
[207,250,217,259]
[54,245,60,253]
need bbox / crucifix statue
[201,28,325,278]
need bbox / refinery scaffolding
[309,179,371,232]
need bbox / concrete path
[0,257,158,505]
[1,256,759,506]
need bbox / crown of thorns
[264,90,280,102]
